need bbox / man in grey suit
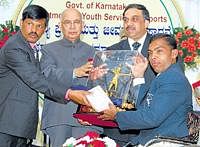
[103,4,155,146]
[0,5,91,147]
[100,33,192,146]
[40,8,103,147]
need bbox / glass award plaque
[74,50,137,127]
[88,50,137,109]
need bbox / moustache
[126,26,135,30]
[28,32,38,37]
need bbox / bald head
[60,8,83,42]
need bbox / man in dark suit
[100,33,193,146]
[0,5,91,147]
[103,4,155,146]
[40,8,103,147]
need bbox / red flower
[176,32,182,39]
[184,29,193,36]
[188,37,195,44]
[188,44,196,53]
[184,56,194,63]
[90,140,106,147]
[180,40,188,48]
[85,131,100,139]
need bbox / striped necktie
[33,45,39,61]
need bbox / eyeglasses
[62,20,81,26]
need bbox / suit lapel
[141,33,151,57]
[18,32,37,64]
[121,39,131,50]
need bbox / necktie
[33,45,40,61]
[132,42,141,50]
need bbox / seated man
[100,33,193,146]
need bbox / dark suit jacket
[0,31,67,139]
[116,63,193,145]
[104,33,156,144]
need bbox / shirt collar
[128,33,147,52]
[29,43,35,49]
[60,38,81,48]
[63,38,81,44]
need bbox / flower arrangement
[173,26,200,68]
[63,131,118,147]
[0,20,20,48]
